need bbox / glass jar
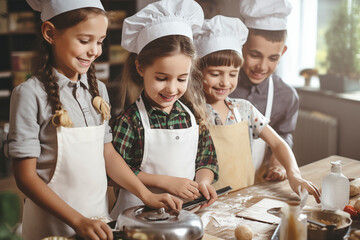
[280,201,307,240]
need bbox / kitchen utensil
[102,186,232,240]
[182,186,232,210]
[305,209,352,240]
[270,209,352,240]
[308,219,336,230]
[115,206,204,240]
[267,207,337,230]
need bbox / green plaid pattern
[112,96,218,181]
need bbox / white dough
[350,178,360,197]
[354,198,360,213]
[235,224,253,240]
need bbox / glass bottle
[321,160,350,211]
[279,201,307,240]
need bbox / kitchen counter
[197,155,360,239]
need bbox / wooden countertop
[196,155,360,240]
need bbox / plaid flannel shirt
[112,95,218,181]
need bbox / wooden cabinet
[0,0,135,121]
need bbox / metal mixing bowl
[116,206,204,240]
[304,209,352,240]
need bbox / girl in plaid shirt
[110,0,219,218]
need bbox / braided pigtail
[51,109,73,127]
[87,65,111,121]
[32,37,73,127]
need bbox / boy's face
[202,65,240,104]
[137,53,191,114]
[242,33,287,85]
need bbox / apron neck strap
[136,96,197,130]
[265,76,274,119]
[233,105,242,123]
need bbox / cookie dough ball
[235,224,253,240]
[350,184,359,197]
[354,198,360,213]
[350,178,360,197]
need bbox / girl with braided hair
[6,1,181,240]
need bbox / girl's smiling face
[137,53,192,113]
[51,13,108,81]
[202,65,240,104]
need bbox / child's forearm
[261,126,301,177]
[271,142,301,177]
[12,157,85,229]
[195,168,214,185]
[104,143,152,201]
[137,171,167,188]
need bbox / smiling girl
[110,0,218,218]
[7,1,181,239]
[194,15,321,202]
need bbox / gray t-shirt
[7,69,112,182]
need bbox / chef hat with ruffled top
[239,0,292,30]
[121,0,204,54]
[26,0,104,22]
[193,15,248,58]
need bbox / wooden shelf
[0,0,136,121]
[0,30,36,35]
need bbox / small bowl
[304,210,352,240]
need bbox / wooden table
[197,155,360,240]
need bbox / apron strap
[265,76,274,119]
[233,105,242,123]
[136,96,151,129]
[177,100,197,127]
[136,95,197,129]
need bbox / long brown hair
[119,35,209,125]
[32,8,109,126]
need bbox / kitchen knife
[182,186,232,210]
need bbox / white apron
[210,107,254,192]
[110,96,199,219]
[252,76,274,170]
[22,124,109,240]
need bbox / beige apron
[110,96,199,219]
[252,76,274,183]
[22,124,109,240]
[210,107,254,192]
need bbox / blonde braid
[51,109,73,127]
[93,96,111,121]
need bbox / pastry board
[236,198,287,224]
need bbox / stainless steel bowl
[116,206,204,240]
[304,209,352,240]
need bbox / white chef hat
[239,0,292,30]
[26,0,104,22]
[193,15,248,58]
[121,0,204,54]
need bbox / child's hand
[265,156,287,181]
[198,182,218,209]
[73,216,113,240]
[287,175,321,203]
[161,176,201,200]
[143,193,183,211]
[265,166,287,181]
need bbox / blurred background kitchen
[0,0,359,192]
